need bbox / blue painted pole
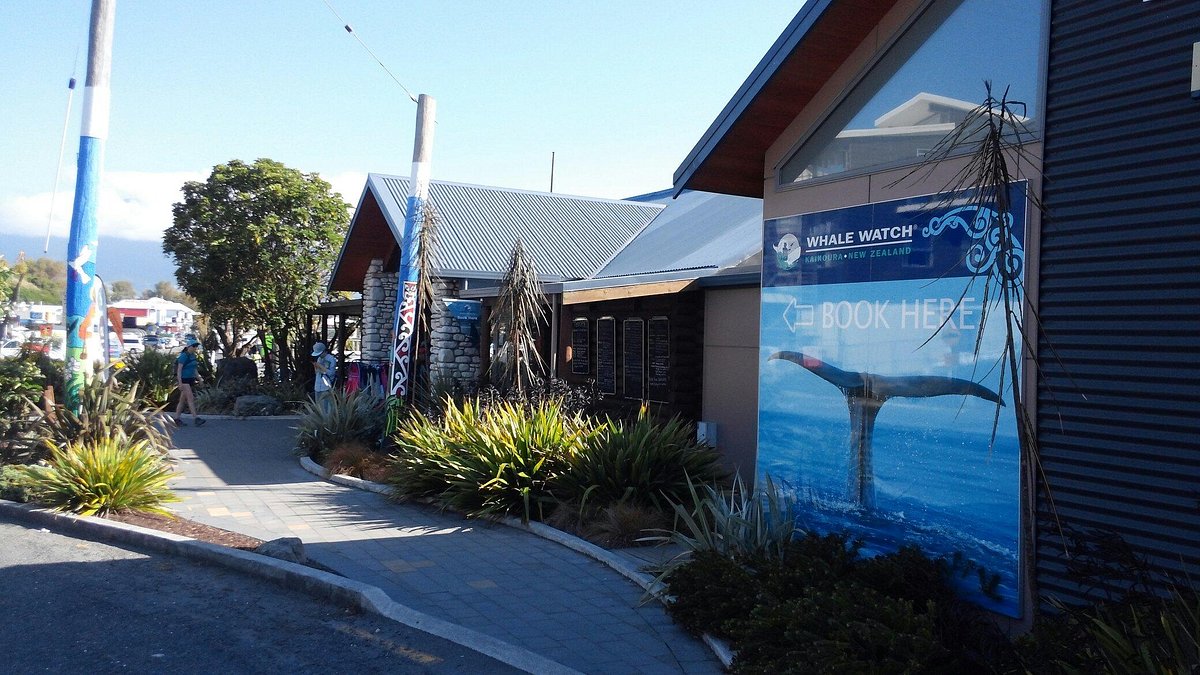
[65,0,115,407]
[388,94,436,399]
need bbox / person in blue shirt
[174,336,206,427]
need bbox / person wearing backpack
[312,341,337,408]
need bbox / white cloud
[324,171,368,207]
[0,170,203,242]
[0,168,368,243]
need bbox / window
[779,0,1045,185]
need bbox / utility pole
[388,94,435,399]
[65,0,115,407]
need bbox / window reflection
[779,0,1044,185]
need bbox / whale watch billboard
[758,185,1026,617]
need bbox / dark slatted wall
[1037,0,1200,603]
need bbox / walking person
[174,336,206,427]
[312,341,337,408]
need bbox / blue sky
[1,1,802,287]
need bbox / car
[0,338,21,358]
[142,334,162,349]
[122,332,144,353]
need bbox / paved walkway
[166,418,721,675]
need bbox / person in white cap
[312,341,337,407]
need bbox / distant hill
[2,234,178,297]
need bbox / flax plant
[21,437,179,516]
[489,240,548,396]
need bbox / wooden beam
[562,279,696,306]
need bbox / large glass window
[778,0,1045,185]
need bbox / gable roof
[329,175,663,291]
[672,0,903,198]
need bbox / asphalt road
[0,515,521,674]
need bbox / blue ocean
[757,392,1021,617]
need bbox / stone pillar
[361,259,396,364]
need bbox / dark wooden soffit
[673,0,900,198]
[329,187,399,292]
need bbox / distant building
[108,298,196,333]
[13,302,64,326]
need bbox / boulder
[254,537,307,565]
[234,394,282,417]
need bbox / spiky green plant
[488,240,548,396]
[389,397,595,523]
[20,437,179,516]
[34,376,171,459]
[554,409,726,512]
[647,474,803,567]
[293,388,386,462]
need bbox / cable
[45,44,81,254]
[320,0,418,104]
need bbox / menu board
[623,319,645,400]
[647,317,669,402]
[571,318,589,375]
[596,317,616,395]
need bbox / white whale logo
[773,233,803,270]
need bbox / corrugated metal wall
[1037,0,1200,603]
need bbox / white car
[122,331,145,354]
[0,338,21,358]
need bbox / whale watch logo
[773,233,803,270]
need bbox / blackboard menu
[647,317,669,402]
[623,319,645,400]
[596,317,616,395]
[571,318,589,375]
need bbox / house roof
[590,190,762,280]
[672,0,902,197]
[558,190,763,300]
[329,175,664,291]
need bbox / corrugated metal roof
[589,190,763,279]
[369,174,663,282]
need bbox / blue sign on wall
[758,184,1026,617]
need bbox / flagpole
[65,0,115,407]
[388,94,435,399]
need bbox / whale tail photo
[769,350,1004,509]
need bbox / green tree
[164,158,349,376]
[108,280,137,301]
[14,257,65,304]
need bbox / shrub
[324,441,392,483]
[255,378,310,412]
[294,389,386,463]
[389,398,594,522]
[0,463,37,502]
[727,583,948,674]
[34,376,171,460]
[115,349,178,406]
[553,410,725,513]
[194,375,259,414]
[662,551,758,639]
[20,437,179,516]
[0,357,45,458]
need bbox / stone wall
[360,263,481,388]
[429,280,483,389]
[361,259,396,364]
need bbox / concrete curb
[298,458,736,669]
[0,499,580,675]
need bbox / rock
[254,537,307,564]
[234,394,282,417]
